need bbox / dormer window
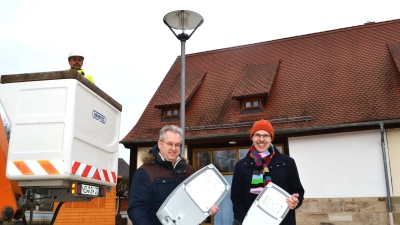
[231,62,280,115]
[164,107,180,119]
[243,98,262,110]
[154,71,207,121]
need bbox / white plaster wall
[387,128,400,196]
[136,147,149,168]
[289,130,387,198]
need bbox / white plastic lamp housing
[243,182,291,225]
[157,164,230,225]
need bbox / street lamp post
[163,10,204,156]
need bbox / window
[213,150,236,173]
[193,147,248,175]
[163,107,180,119]
[193,144,285,174]
[193,144,284,225]
[242,98,262,111]
[193,148,244,225]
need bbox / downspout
[380,122,394,225]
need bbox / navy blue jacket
[231,147,305,225]
[128,145,195,225]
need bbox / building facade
[122,19,400,225]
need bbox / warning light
[71,182,77,195]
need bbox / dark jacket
[231,147,305,225]
[128,145,195,225]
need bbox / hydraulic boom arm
[0,114,23,222]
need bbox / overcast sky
[1,0,399,164]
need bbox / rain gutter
[121,119,400,143]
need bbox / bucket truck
[0,70,122,224]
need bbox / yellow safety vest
[67,69,95,84]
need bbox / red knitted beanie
[250,119,274,141]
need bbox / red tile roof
[388,43,400,71]
[154,71,206,108]
[121,19,400,143]
[231,62,279,99]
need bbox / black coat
[128,145,195,225]
[231,147,305,225]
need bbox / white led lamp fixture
[157,164,231,225]
[243,182,291,225]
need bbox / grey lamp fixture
[163,10,204,156]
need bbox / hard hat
[68,50,84,60]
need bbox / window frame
[192,144,285,174]
[193,147,248,175]
[241,97,263,111]
[274,144,284,154]
[163,106,180,119]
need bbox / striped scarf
[250,143,275,194]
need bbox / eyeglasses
[253,133,271,139]
[160,139,182,148]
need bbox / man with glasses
[128,125,219,225]
[230,119,305,225]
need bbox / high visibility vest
[67,69,95,84]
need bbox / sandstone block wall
[296,197,400,225]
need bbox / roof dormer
[231,62,279,113]
[154,71,207,120]
[388,43,400,72]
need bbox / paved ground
[23,211,130,221]
[24,211,53,221]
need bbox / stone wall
[393,197,400,224]
[296,197,400,225]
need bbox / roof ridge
[182,18,400,58]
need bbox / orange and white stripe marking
[7,160,64,175]
[7,160,116,184]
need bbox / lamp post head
[163,10,204,41]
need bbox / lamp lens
[178,11,189,30]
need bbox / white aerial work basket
[0,70,122,188]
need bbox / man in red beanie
[230,119,305,225]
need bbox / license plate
[81,184,100,196]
